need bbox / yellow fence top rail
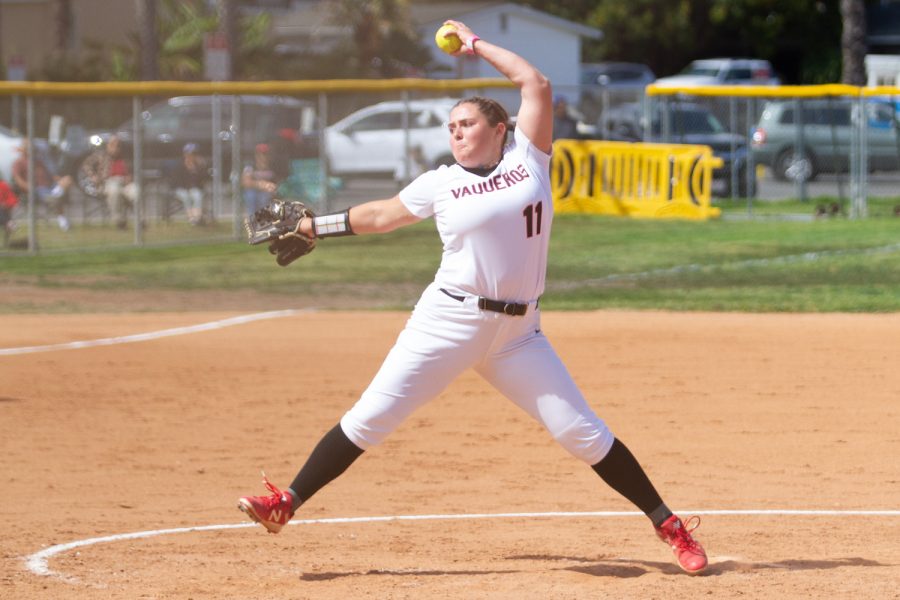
[861,86,900,97]
[0,78,516,97]
[647,83,871,98]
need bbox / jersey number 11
[522,201,543,238]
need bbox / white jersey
[399,126,552,303]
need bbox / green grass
[1,212,899,313]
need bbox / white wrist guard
[312,209,354,238]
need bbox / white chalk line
[0,309,308,356]
[24,509,900,581]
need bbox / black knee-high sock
[289,423,364,507]
[591,438,672,528]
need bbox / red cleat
[238,473,295,534]
[655,515,708,574]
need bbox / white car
[325,98,460,179]
[0,125,24,183]
[654,58,779,88]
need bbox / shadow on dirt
[298,555,889,581]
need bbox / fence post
[26,96,37,254]
[746,96,756,216]
[133,96,144,245]
[401,90,411,187]
[231,95,242,239]
[729,95,737,200]
[856,94,868,218]
[792,97,808,202]
[211,94,222,222]
[318,92,329,213]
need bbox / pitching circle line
[25,508,900,581]
[0,310,308,356]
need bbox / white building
[866,54,900,86]
[271,1,602,112]
[414,2,601,111]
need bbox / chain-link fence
[0,79,514,254]
[2,80,899,254]
[555,81,900,219]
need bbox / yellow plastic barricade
[551,140,723,220]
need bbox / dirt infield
[2,309,899,599]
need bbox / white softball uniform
[341,127,614,465]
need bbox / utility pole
[135,0,159,80]
[216,0,237,81]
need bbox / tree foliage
[324,0,434,78]
[521,0,847,84]
[37,0,275,81]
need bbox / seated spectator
[241,143,278,217]
[80,135,136,229]
[11,139,73,231]
[0,178,18,246]
[270,128,301,183]
[172,143,209,226]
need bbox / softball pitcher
[239,19,708,575]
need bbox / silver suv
[654,58,779,87]
[751,98,900,181]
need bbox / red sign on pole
[204,33,231,81]
[6,55,26,81]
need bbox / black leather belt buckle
[478,297,527,316]
[443,289,528,316]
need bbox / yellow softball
[435,24,462,54]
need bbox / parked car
[324,98,459,179]
[69,95,317,196]
[599,100,756,197]
[654,58,779,87]
[0,125,23,183]
[751,98,900,181]
[578,62,655,132]
[580,62,656,91]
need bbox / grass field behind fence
[1,209,899,313]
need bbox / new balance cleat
[238,473,295,534]
[655,514,708,574]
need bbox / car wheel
[774,147,816,183]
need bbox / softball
[435,24,462,54]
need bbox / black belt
[440,288,531,316]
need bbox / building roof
[271,0,601,46]
[414,2,602,40]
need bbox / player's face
[447,103,505,168]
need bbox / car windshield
[681,65,721,77]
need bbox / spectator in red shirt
[80,135,136,229]
[0,178,18,246]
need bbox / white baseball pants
[341,283,615,465]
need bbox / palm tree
[840,0,867,85]
[329,0,431,78]
[135,0,159,80]
[53,0,74,54]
